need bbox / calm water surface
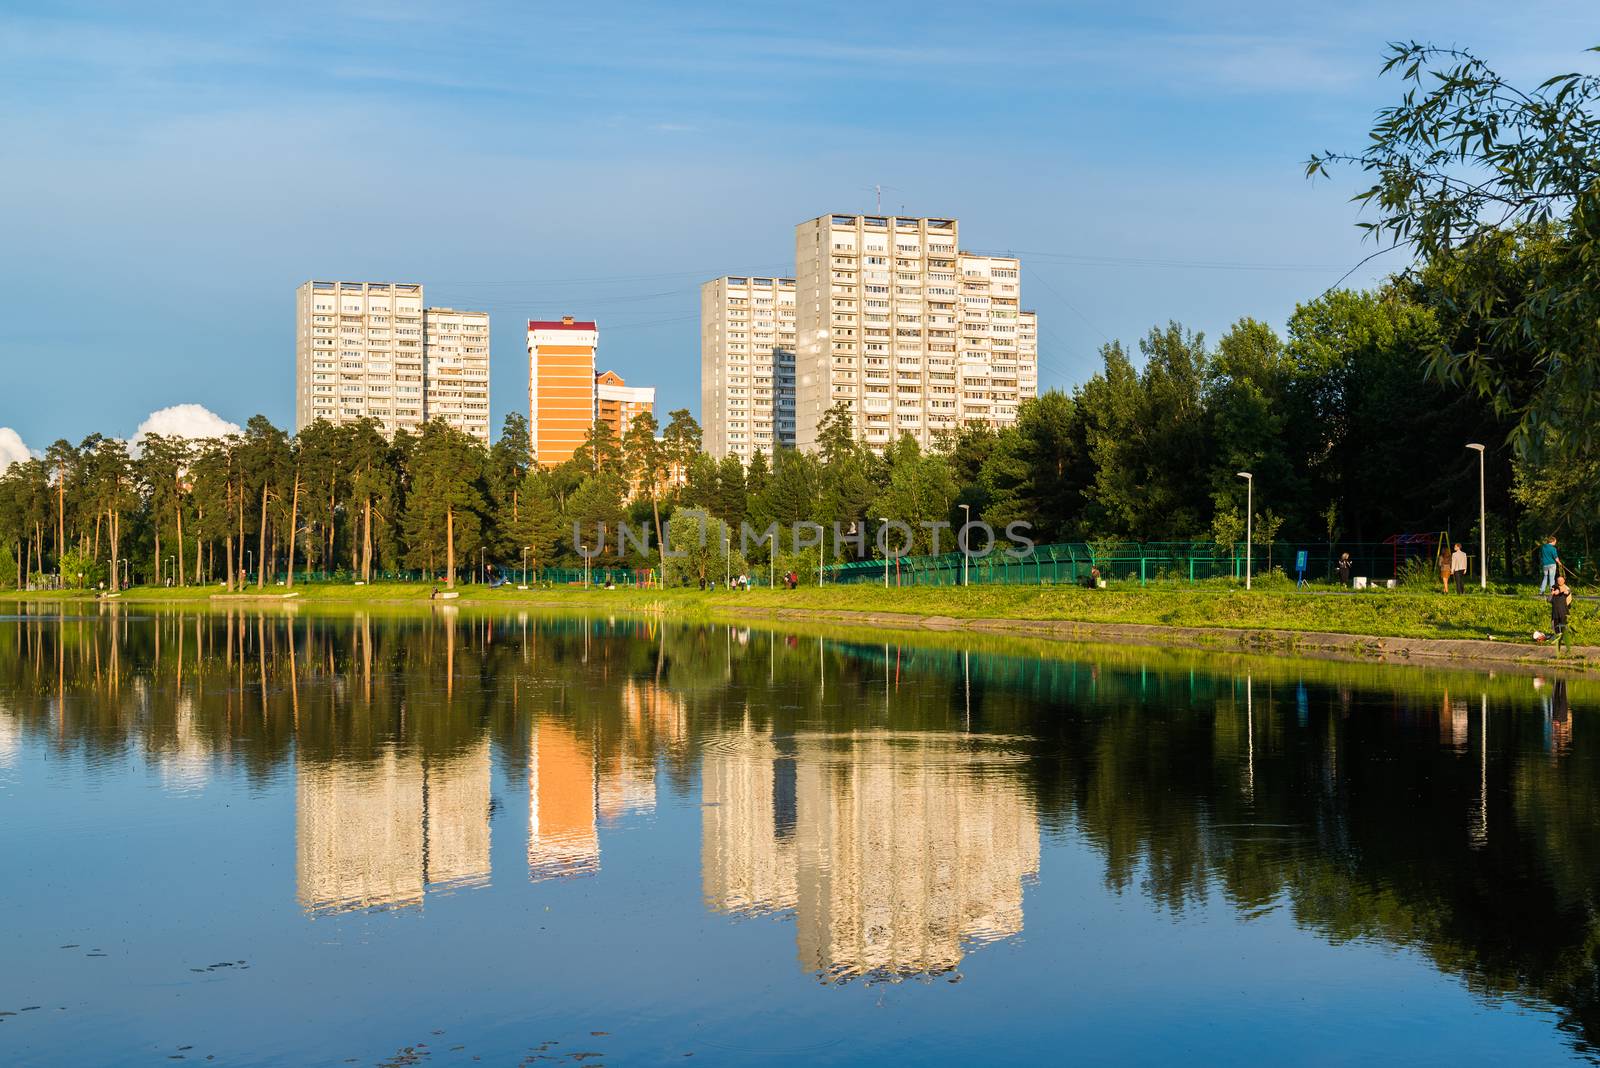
[2,607,1597,1065]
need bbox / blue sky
[2,0,1596,450]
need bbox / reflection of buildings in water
[425,741,493,892]
[598,680,673,825]
[153,695,212,792]
[623,678,686,747]
[599,755,655,825]
[296,739,491,914]
[0,704,18,767]
[1445,696,1470,751]
[1547,679,1573,758]
[701,729,1039,981]
[529,721,600,880]
[702,730,798,916]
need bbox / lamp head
[1236,471,1252,480]
[1466,443,1485,452]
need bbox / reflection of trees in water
[2,609,1598,1050]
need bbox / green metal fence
[819,541,1455,588]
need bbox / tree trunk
[446,506,455,589]
[174,474,185,587]
[56,463,65,584]
[92,512,101,560]
[362,496,373,583]
[327,482,336,578]
[286,471,301,588]
[225,534,235,591]
[236,479,245,586]
[257,480,269,590]
[652,491,664,583]
[107,507,117,593]
[154,527,161,587]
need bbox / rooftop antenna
[862,184,899,213]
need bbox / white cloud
[0,428,32,473]
[131,404,241,447]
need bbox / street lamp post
[479,547,486,585]
[520,546,530,590]
[1466,443,1487,589]
[246,549,253,582]
[958,503,971,587]
[122,558,129,590]
[880,517,891,588]
[582,545,590,589]
[1236,472,1253,590]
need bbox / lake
[1,606,1596,1065]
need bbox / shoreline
[6,584,1595,674]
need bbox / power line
[430,264,792,287]
[972,247,1359,273]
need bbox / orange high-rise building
[527,317,599,467]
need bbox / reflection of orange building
[528,317,597,467]
[528,721,600,880]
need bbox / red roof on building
[528,318,598,331]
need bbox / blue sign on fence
[1295,550,1308,588]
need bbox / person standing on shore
[1539,537,1561,594]
[1550,574,1574,652]
[1337,552,1352,587]
[1450,542,1468,594]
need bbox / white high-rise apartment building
[423,308,491,442]
[952,253,1032,429]
[700,276,796,460]
[793,214,1038,452]
[294,281,492,443]
[296,281,427,434]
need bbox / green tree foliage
[401,422,487,580]
[1308,42,1600,469]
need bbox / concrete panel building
[792,215,1037,452]
[700,276,797,460]
[527,317,599,467]
[296,281,427,436]
[294,281,491,442]
[423,307,492,443]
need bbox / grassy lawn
[3,578,1584,647]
